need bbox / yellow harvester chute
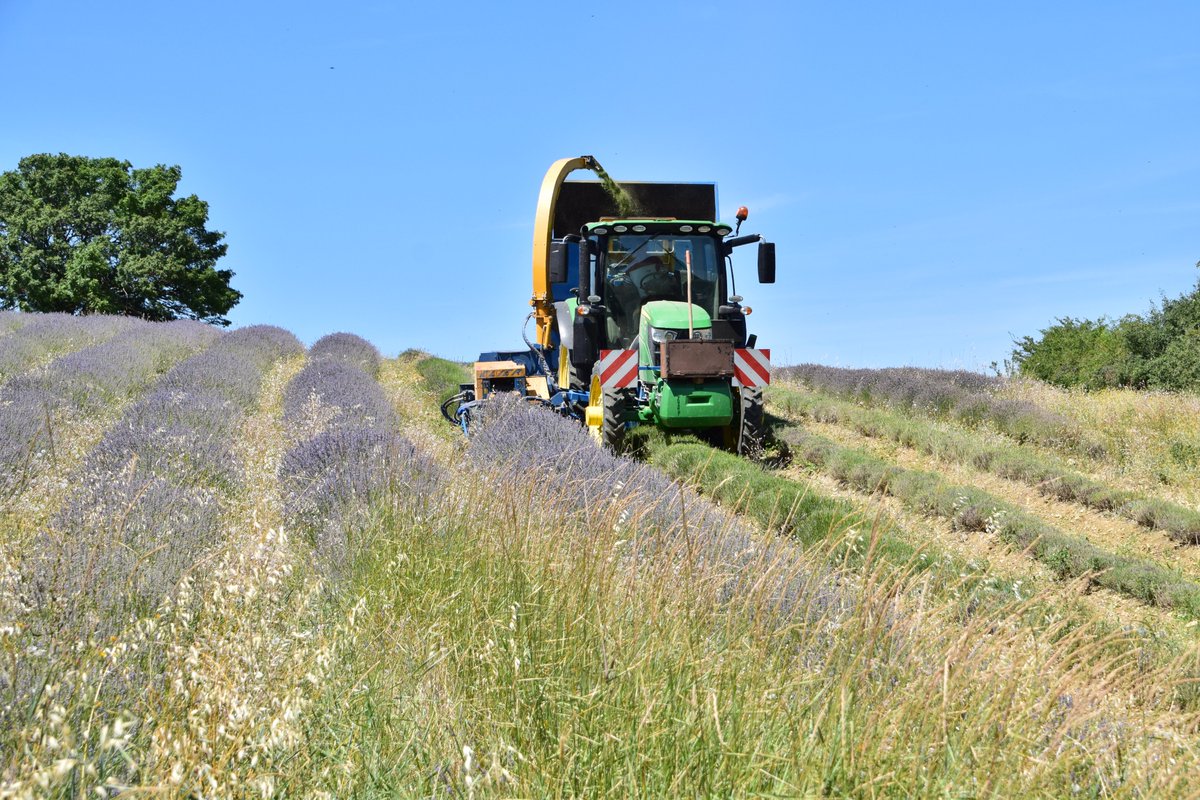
[529,155,597,348]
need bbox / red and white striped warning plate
[733,348,771,388]
[597,348,638,389]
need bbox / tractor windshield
[601,234,721,349]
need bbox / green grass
[413,353,471,406]
[287,466,1196,797]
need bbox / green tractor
[454,156,776,455]
[561,215,775,454]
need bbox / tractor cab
[591,223,723,350]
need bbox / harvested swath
[779,364,1107,459]
[0,312,138,383]
[465,396,846,622]
[775,386,1200,544]
[310,331,382,376]
[32,325,302,623]
[777,423,1200,617]
[278,353,442,575]
[0,320,218,501]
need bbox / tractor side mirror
[757,241,776,284]
[549,242,570,284]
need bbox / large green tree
[0,153,240,324]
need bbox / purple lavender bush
[160,324,303,410]
[23,319,217,410]
[0,309,30,335]
[282,359,397,431]
[0,387,57,502]
[278,352,442,576]
[31,325,301,621]
[779,363,1105,457]
[85,388,242,490]
[310,332,382,376]
[0,312,138,383]
[279,427,443,569]
[37,475,222,624]
[0,320,218,502]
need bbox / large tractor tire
[602,387,631,451]
[736,386,765,456]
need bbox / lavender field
[3,313,1200,797]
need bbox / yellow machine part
[585,374,603,443]
[527,375,549,400]
[474,360,525,398]
[557,345,570,389]
[530,155,597,348]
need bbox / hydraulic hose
[523,312,556,393]
[441,391,469,425]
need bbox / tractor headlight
[650,327,678,344]
[693,328,713,340]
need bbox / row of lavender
[25,325,303,635]
[0,312,144,384]
[463,396,846,621]
[0,319,219,502]
[778,364,1107,458]
[277,333,443,575]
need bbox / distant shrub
[1011,317,1132,389]
[1014,265,1200,391]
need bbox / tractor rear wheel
[736,386,765,456]
[602,387,630,451]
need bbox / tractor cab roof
[554,180,719,238]
[582,220,733,237]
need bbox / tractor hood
[640,301,712,332]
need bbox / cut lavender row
[464,397,843,620]
[0,312,139,383]
[33,325,303,622]
[309,331,382,376]
[278,347,442,574]
[0,320,219,501]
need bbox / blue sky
[2,1,1197,369]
